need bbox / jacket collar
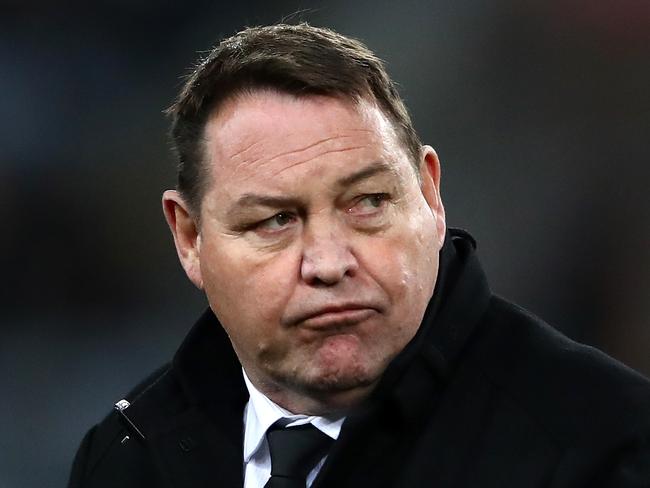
[361,227,489,397]
[172,306,249,434]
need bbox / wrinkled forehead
[202,90,408,181]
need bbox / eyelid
[347,193,391,216]
[254,211,298,234]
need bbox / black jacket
[69,230,650,487]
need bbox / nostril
[300,246,358,286]
[310,275,341,287]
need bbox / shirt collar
[242,369,345,462]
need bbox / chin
[258,336,392,410]
[287,352,382,394]
[260,353,384,415]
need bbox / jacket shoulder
[457,297,650,485]
[68,363,181,488]
[477,296,650,446]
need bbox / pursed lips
[288,303,380,330]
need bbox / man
[69,23,650,487]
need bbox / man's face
[166,91,445,413]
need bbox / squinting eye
[257,212,296,232]
[350,193,389,214]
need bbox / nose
[300,224,359,286]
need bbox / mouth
[295,305,379,330]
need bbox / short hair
[167,23,423,216]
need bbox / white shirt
[242,370,345,488]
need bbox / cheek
[199,239,298,325]
[357,239,412,306]
[362,214,438,306]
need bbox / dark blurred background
[1,1,648,486]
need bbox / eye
[349,193,390,215]
[256,212,297,233]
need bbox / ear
[162,190,204,289]
[419,145,446,248]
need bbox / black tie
[264,423,333,488]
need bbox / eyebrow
[230,194,303,211]
[229,160,397,212]
[335,160,397,188]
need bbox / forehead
[204,91,407,197]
